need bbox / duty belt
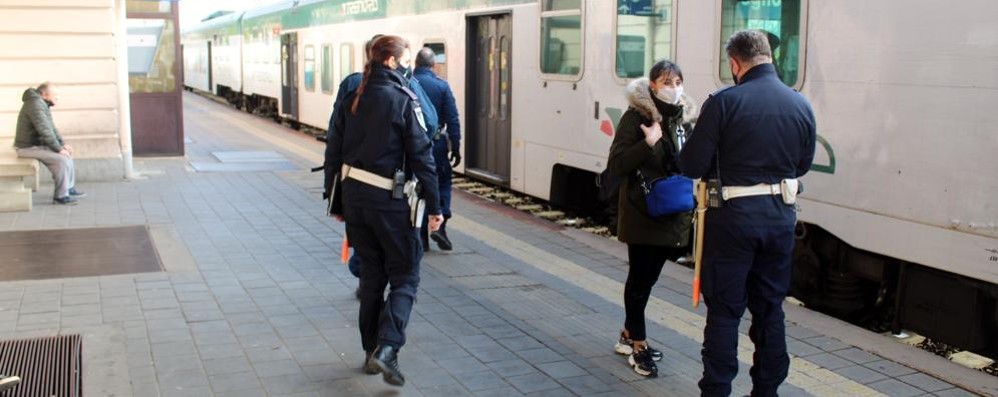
[341,164,393,191]
[720,179,799,204]
[341,164,427,228]
[721,183,781,200]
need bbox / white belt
[341,164,393,191]
[721,183,782,201]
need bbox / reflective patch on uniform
[414,105,427,132]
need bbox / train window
[718,0,805,87]
[321,44,333,94]
[540,1,583,77]
[304,45,316,92]
[423,42,447,80]
[339,43,355,81]
[615,0,675,78]
[542,0,581,11]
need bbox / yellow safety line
[450,215,887,397]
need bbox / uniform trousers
[432,141,452,218]
[345,205,422,352]
[624,244,686,341]
[698,221,794,397]
[16,146,75,198]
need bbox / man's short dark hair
[37,81,53,95]
[415,47,435,68]
[725,30,772,63]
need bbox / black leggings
[624,244,686,341]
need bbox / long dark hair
[351,35,409,114]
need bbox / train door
[466,14,512,185]
[206,40,213,91]
[281,32,299,119]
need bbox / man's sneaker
[363,351,380,375]
[53,196,78,205]
[628,349,659,377]
[68,188,86,197]
[0,375,21,392]
[614,330,663,361]
[371,345,405,386]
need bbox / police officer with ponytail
[326,35,444,387]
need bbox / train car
[241,1,292,117]
[181,11,243,103]
[182,0,998,357]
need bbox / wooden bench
[0,148,40,212]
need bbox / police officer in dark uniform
[326,35,444,387]
[325,34,439,294]
[413,47,461,250]
[679,30,816,396]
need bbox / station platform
[0,92,992,397]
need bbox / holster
[404,179,425,228]
[780,179,799,205]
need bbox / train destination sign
[618,0,654,16]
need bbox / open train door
[465,13,512,185]
[280,32,299,120]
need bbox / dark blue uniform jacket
[413,67,460,150]
[326,65,441,215]
[324,69,438,192]
[679,64,816,226]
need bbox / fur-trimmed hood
[625,78,698,125]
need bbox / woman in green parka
[607,60,697,377]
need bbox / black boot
[430,218,453,251]
[372,345,405,386]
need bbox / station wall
[0,0,127,181]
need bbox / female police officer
[326,35,444,387]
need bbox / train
[182,0,998,357]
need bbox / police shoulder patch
[394,84,427,132]
[393,84,420,102]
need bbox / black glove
[449,151,462,168]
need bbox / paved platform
[0,93,990,396]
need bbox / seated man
[13,82,84,205]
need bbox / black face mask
[397,65,412,79]
[44,99,55,107]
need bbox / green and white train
[183,0,998,356]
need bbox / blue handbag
[639,171,695,217]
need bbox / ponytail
[349,35,408,115]
[351,61,374,115]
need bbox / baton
[693,181,708,308]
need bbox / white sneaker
[614,330,663,361]
[0,375,21,392]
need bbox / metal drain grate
[0,335,82,397]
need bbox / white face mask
[655,85,683,105]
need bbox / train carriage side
[799,0,998,354]
[241,2,292,118]
[207,13,244,105]
[181,28,210,93]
